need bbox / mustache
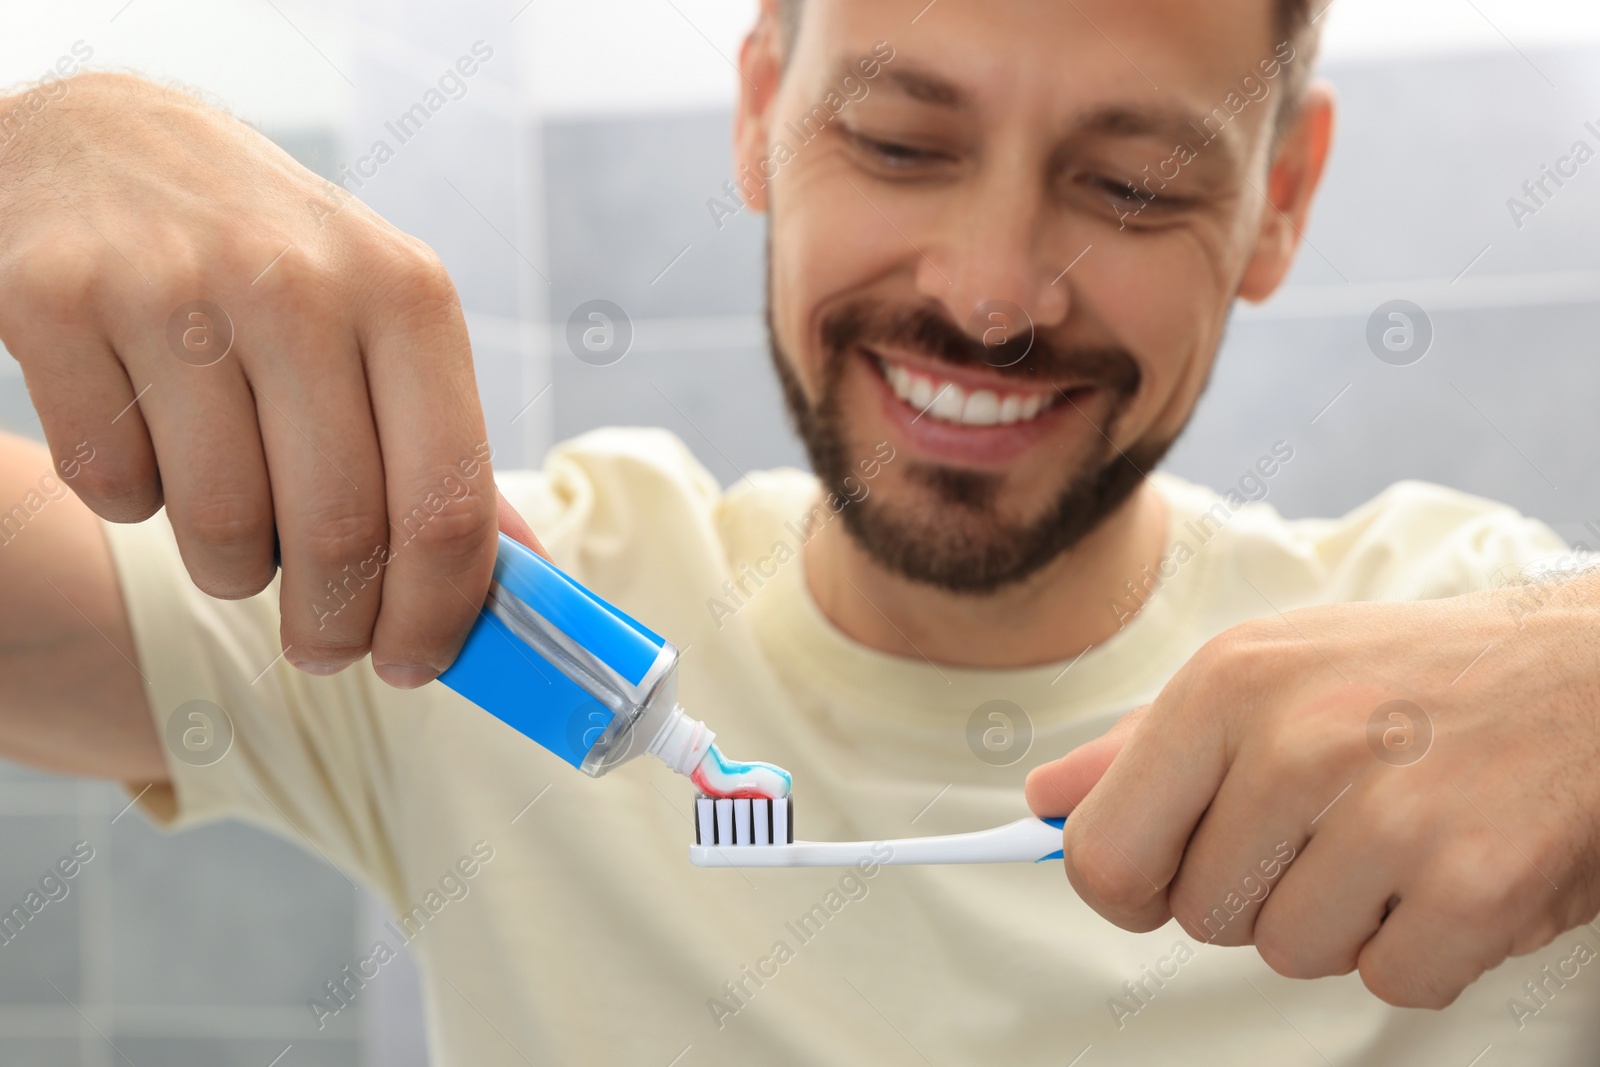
[820,300,1142,397]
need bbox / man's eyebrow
[1072,104,1247,171]
[837,58,970,109]
[838,65,1231,151]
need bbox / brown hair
[774,0,1322,140]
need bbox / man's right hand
[0,71,514,687]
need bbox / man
[2,0,1598,1064]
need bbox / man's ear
[1238,80,1336,302]
[733,0,786,215]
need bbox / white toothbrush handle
[688,817,1066,868]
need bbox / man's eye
[852,133,940,168]
[1094,177,1145,205]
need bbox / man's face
[740,0,1315,592]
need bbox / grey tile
[552,344,809,486]
[0,757,74,785]
[545,109,767,322]
[348,28,529,324]
[378,104,528,320]
[1292,47,1600,285]
[0,1037,77,1065]
[112,817,359,1008]
[0,816,85,1004]
[114,1035,359,1067]
[471,340,547,474]
[1166,302,1600,533]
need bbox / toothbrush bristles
[695,794,793,846]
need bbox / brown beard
[767,292,1178,594]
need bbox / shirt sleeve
[103,504,421,901]
[1303,480,1573,601]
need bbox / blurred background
[1,0,1599,1063]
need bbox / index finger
[357,246,500,689]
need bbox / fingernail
[291,659,353,677]
[375,663,439,689]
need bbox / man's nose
[913,176,1073,346]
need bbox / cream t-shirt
[103,427,1598,1066]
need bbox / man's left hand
[1026,572,1600,1008]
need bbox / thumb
[1025,705,1151,817]
[495,488,548,559]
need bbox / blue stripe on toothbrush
[1036,817,1067,862]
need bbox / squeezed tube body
[439,533,709,777]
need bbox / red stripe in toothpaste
[689,743,792,800]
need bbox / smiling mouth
[869,352,1085,427]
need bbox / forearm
[0,430,164,781]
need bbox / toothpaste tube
[439,533,790,798]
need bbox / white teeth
[878,358,1053,427]
[930,383,966,421]
[963,389,999,426]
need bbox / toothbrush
[689,797,1067,867]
